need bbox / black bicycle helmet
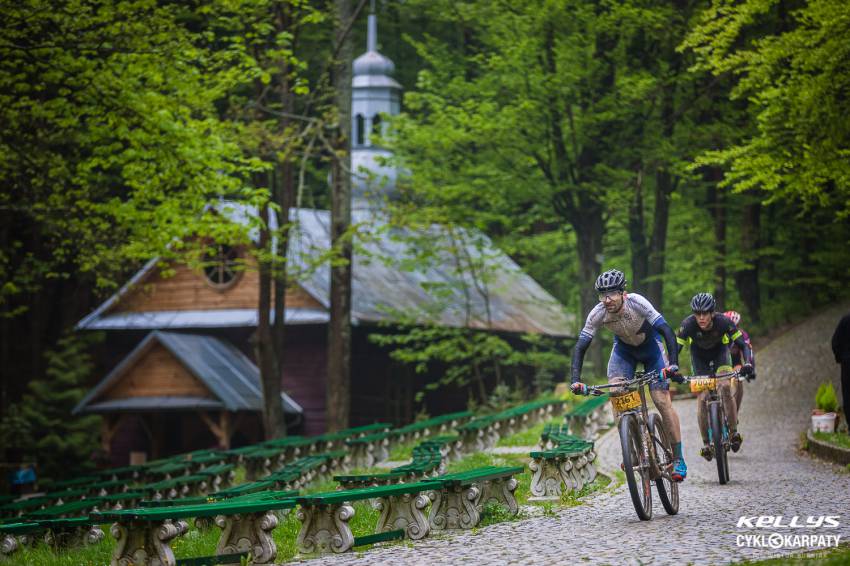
[594,269,626,293]
[690,292,716,313]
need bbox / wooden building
[73,11,575,464]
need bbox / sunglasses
[598,291,622,301]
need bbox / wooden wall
[101,343,213,400]
[280,326,328,436]
[114,258,323,313]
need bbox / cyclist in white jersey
[571,269,687,481]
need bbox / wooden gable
[101,342,213,401]
[112,256,323,314]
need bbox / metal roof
[80,308,329,330]
[80,397,225,413]
[76,203,574,337]
[73,331,303,415]
[288,208,575,337]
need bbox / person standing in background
[831,312,850,435]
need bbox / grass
[812,431,850,450]
[388,438,417,461]
[738,543,850,565]
[495,419,551,447]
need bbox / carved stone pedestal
[375,492,430,540]
[477,477,519,515]
[428,485,480,531]
[214,511,278,565]
[529,457,568,499]
[109,519,188,566]
[43,524,105,548]
[295,504,355,554]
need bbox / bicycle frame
[589,371,667,480]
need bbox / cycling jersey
[571,292,678,383]
[730,329,754,368]
[580,293,663,347]
[676,313,753,369]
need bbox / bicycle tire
[648,412,678,515]
[620,413,652,520]
[710,402,729,484]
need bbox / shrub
[815,383,839,413]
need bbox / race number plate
[611,390,641,413]
[690,378,716,393]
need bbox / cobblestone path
[304,305,850,565]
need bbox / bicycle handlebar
[681,371,741,382]
[584,370,664,395]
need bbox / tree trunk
[574,205,605,378]
[647,170,674,308]
[326,0,354,432]
[272,1,297,409]
[733,197,761,323]
[257,199,286,439]
[628,173,649,292]
[707,173,727,307]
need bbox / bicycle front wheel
[620,412,652,520]
[710,402,729,484]
[648,412,678,515]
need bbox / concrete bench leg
[478,477,519,516]
[375,492,431,540]
[214,511,278,565]
[43,524,105,548]
[428,485,481,531]
[1,534,20,557]
[110,519,187,566]
[584,451,598,483]
[295,503,355,554]
[529,457,563,499]
[373,439,390,465]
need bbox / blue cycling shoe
[672,458,687,482]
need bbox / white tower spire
[351,1,401,207]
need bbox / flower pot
[811,412,838,433]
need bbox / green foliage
[6,333,103,482]
[815,382,839,413]
[683,0,850,219]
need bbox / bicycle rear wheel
[620,413,652,520]
[648,412,678,515]
[710,402,729,484]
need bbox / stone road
[303,304,850,565]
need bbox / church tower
[350,4,401,207]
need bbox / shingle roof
[72,331,302,415]
[76,203,574,337]
[288,208,574,336]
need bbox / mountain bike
[684,371,742,485]
[586,370,678,521]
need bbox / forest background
[1,0,848,480]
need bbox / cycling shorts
[690,346,733,376]
[607,333,669,391]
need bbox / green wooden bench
[293,480,437,554]
[92,494,298,566]
[427,466,524,530]
[390,411,473,443]
[564,394,612,440]
[539,423,571,448]
[345,431,392,468]
[141,474,213,501]
[456,415,499,452]
[0,496,53,518]
[528,438,597,499]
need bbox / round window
[203,244,241,289]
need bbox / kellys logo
[736,516,840,529]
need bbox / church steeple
[351,2,401,206]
